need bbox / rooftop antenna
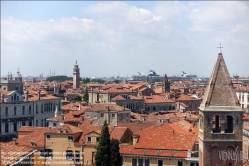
[217,43,223,53]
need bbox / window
[46,134,51,139]
[41,119,43,127]
[68,136,73,141]
[22,106,25,115]
[36,105,38,113]
[13,123,17,132]
[96,137,100,142]
[47,149,53,158]
[22,121,25,126]
[178,161,183,166]
[101,113,104,117]
[5,107,8,116]
[158,160,163,166]
[132,158,137,166]
[5,123,9,133]
[94,114,97,119]
[29,106,32,114]
[225,116,233,133]
[75,151,80,163]
[53,123,56,127]
[14,107,17,115]
[36,120,38,126]
[139,159,143,166]
[87,137,91,142]
[66,150,74,160]
[112,114,115,118]
[145,159,150,166]
[212,115,221,133]
[86,115,90,118]
[29,121,32,126]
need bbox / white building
[0,90,61,141]
[236,86,249,109]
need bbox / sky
[1,1,249,78]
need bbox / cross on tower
[217,43,223,53]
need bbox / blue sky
[1,1,249,78]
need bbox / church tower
[73,60,80,89]
[198,48,243,166]
[162,74,170,93]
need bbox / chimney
[30,140,36,146]
[63,128,67,133]
[1,94,4,103]
[38,90,41,100]
[24,90,28,102]
[12,138,18,145]
[165,117,170,123]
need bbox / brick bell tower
[198,47,243,166]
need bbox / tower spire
[200,52,240,110]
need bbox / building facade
[0,90,61,141]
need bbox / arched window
[14,106,17,115]
[212,115,221,133]
[225,116,233,133]
[14,94,16,100]
[211,146,220,166]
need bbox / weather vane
[217,43,223,53]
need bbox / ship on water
[130,70,198,82]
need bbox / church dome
[14,71,22,78]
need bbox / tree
[83,87,89,103]
[73,95,82,102]
[95,120,110,166]
[110,139,122,166]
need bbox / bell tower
[199,47,243,166]
[73,60,80,89]
[162,74,170,93]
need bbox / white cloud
[1,1,249,77]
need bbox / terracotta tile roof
[77,120,129,144]
[111,95,126,101]
[243,113,249,120]
[18,126,52,132]
[110,127,128,140]
[143,111,199,123]
[200,53,241,110]
[48,124,83,134]
[0,90,12,95]
[175,93,200,101]
[0,141,34,166]
[142,95,174,103]
[85,103,130,112]
[117,122,154,133]
[133,123,197,150]
[119,145,188,158]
